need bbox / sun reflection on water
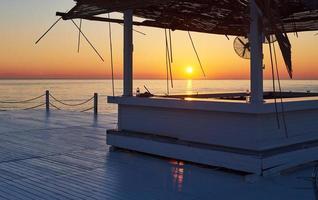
[170,160,185,192]
[186,79,193,95]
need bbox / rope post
[45,90,50,113]
[94,93,98,116]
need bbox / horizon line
[0,78,316,81]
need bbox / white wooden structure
[105,0,318,176]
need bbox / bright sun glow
[186,66,193,74]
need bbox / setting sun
[186,66,193,74]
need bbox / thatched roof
[61,0,318,36]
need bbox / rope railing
[0,90,99,115]
[49,101,94,112]
[49,102,61,110]
[48,91,97,114]
[80,107,95,113]
[0,94,45,104]
[23,103,46,111]
[49,94,94,107]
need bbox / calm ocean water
[0,79,317,113]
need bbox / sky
[0,0,317,80]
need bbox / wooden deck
[0,110,315,199]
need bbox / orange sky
[0,1,317,80]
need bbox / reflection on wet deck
[0,110,314,199]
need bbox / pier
[0,109,315,199]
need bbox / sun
[186,66,193,74]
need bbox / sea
[0,79,317,114]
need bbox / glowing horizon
[0,1,317,80]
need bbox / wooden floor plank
[0,110,314,200]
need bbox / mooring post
[45,90,50,113]
[94,93,98,115]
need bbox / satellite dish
[233,36,251,59]
[264,35,277,44]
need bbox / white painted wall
[110,97,318,151]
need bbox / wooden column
[249,0,264,104]
[94,93,98,115]
[123,10,133,96]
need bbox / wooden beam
[64,0,171,20]
[56,12,143,25]
[56,12,245,36]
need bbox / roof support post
[249,0,264,104]
[123,10,133,96]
